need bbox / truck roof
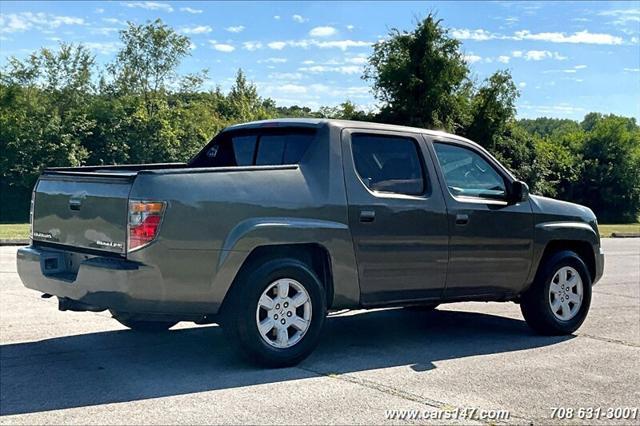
[225,118,477,146]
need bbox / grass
[1,221,638,241]
[597,223,640,237]
[0,223,29,240]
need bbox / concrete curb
[0,239,29,246]
[611,232,640,238]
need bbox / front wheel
[110,310,178,332]
[222,258,326,368]
[520,251,592,335]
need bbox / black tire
[110,310,178,332]
[520,250,592,335]
[222,258,327,368]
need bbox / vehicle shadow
[0,307,573,416]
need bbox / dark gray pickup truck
[17,119,604,367]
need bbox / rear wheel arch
[221,243,334,314]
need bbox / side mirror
[508,180,529,204]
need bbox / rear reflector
[128,201,166,252]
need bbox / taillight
[128,201,166,252]
[29,190,35,240]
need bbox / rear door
[32,172,134,255]
[428,138,534,297]
[341,129,449,305]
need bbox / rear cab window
[351,133,428,196]
[190,128,315,167]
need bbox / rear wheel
[520,251,592,335]
[110,310,178,332]
[222,258,326,367]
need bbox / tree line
[1,16,639,223]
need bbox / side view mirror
[508,180,529,204]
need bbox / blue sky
[1,1,639,120]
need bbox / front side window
[351,134,427,196]
[433,142,506,200]
[190,129,315,167]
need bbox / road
[1,239,638,424]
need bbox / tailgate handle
[69,198,82,211]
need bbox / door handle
[359,210,376,223]
[455,213,469,225]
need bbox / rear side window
[351,134,427,196]
[190,129,315,167]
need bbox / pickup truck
[17,119,604,367]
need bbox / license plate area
[40,251,87,282]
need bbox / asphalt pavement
[1,239,638,424]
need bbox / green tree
[574,115,640,222]
[364,13,471,131]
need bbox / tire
[110,310,178,332]
[222,258,327,368]
[520,250,592,335]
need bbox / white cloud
[0,12,86,33]
[299,65,363,74]
[623,68,640,72]
[180,7,203,14]
[451,27,624,46]
[514,30,623,45]
[512,50,523,58]
[309,26,337,37]
[292,14,308,23]
[598,8,640,25]
[273,15,281,20]
[124,2,173,12]
[451,28,497,41]
[226,25,245,33]
[313,39,371,50]
[464,54,483,64]
[524,50,551,61]
[84,41,122,55]
[268,72,303,80]
[210,42,235,52]
[302,60,315,64]
[243,41,263,51]
[346,25,354,31]
[90,27,120,36]
[181,25,212,34]
[345,54,368,65]
[95,8,105,14]
[498,55,510,64]
[267,41,287,50]
[259,39,371,51]
[278,84,307,94]
[102,17,127,25]
[543,65,588,74]
[260,57,287,63]
[518,82,526,88]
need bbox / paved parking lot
[1,239,638,425]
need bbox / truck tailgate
[32,171,136,255]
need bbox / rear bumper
[17,245,167,314]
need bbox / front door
[341,129,449,306]
[429,139,534,298]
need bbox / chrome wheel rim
[549,266,583,321]
[256,278,312,349]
